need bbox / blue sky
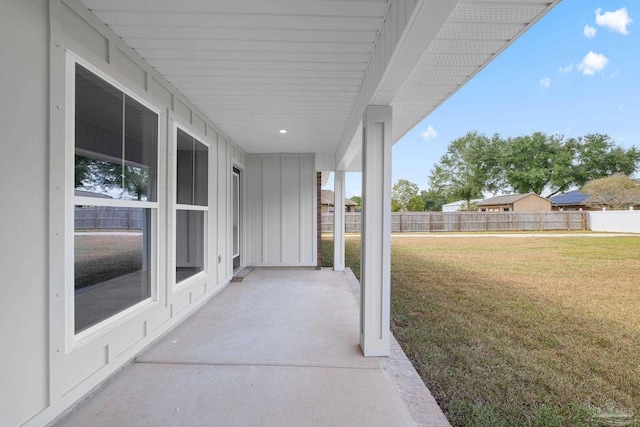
[332,0,639,198]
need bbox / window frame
[171,121,210,289]
[65,52,162,348]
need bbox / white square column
[333,170,346,271]
[360,105,392,357]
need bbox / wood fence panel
[74,206,144,230]
[321,211,586,233]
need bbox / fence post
[428,212,432,232]
[566,212,570,230]
[539,211,543,231]
[456,212,460,232]
[96,206,101,230]
[484,212,487,231]
[582,212,586,230]
[511,213,515,230]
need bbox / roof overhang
[80,0,561,171]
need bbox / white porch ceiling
[81,0,560,168]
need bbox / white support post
[360,105,391,357]
[333,170,346,271]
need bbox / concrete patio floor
[56,268,449,427]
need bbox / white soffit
[390,0,561,143]
[80,0,389,154]
[80,0,559,161]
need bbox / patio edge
[342,267,451,427]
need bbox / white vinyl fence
[587,209,640,233]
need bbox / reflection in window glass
[125,96,158,201]
[176,210,205,283]
[176,130,194,205]
[175,128,208,284]
[176,128,208,206]
[74,63,157,201]
[74,207,151,333]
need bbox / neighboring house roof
[477,193,539,206]
[442,199,482,208]
[549,190,590,206]
[321,190,356,206]
[74,189,113,199]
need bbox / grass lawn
[321,235,640,426]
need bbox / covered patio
[56,268,449,426]
[1,1,561,425]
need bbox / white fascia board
[372,0,459,105]
[336,0,460,170]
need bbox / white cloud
[595,7,633,35]
[420,125,438,141]
[559,64,573,74]
[539,77,551,89]
[577,51,609,76]
[583,25,597,38]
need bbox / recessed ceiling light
[279,129,287,134]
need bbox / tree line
[429,131,640,207]
[376,131,640,212]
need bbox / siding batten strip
[262,157,266,264]
[280,156,285,264]
[299,157,303,263]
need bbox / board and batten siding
[0,2,50,426]
[247,154,317,266]
[0,1,246,426]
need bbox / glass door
[232,167,241,270]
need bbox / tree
[498,133,639,197]
[499,132,574,197]
[391,198,402,212]
[350,196,361,210]
[420,189,450,212]
[429,131,498,206]
[75,155,150,200]
[459,201,478,211]
[406,195,425,212]
[572,134,640,186]
[392,179,420,211]
[583,174,640,210]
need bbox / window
[175,128,208,284]
[73,62,158,334]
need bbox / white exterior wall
[0,1,247,426]
[0,2,50,425]
[246,154,317,266]
[588,210,640,233]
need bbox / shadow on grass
[75,234,143,290]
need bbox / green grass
[321,235,640,426]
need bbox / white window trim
[171,122,210,290]
[231,160,246,272]
[65,51,161,350]
[232,170,240,259]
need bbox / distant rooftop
[477,193,537,206]
[320,190,356,206]
[549,190,590,205]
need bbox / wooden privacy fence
[75,206,144,230]
[322,211,587,233]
